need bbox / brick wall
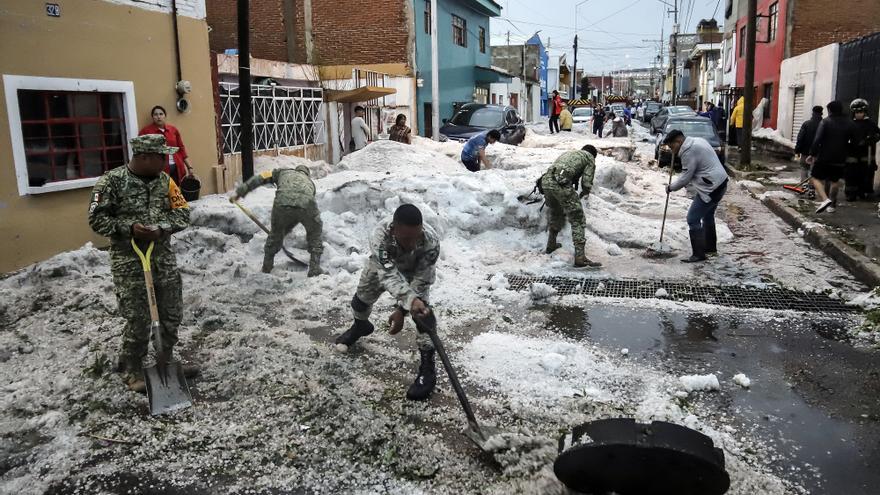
[790,0,880,57]
[206,0,288,61]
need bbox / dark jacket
[810,115,857,164]
[851,118,880,165]
[795,114,822,155]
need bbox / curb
[757,193,880,287]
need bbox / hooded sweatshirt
[730,97,745,129]
[669,137,729,202]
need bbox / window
[768,2,778,41]
[479,26,486,53]
[424,0,431,35]
[3,75,137,195]
[452,14,467,47]
[739,25,746,57]
[763,83,773,119]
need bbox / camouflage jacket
[88,165,190,258]
[236,168,316,209]
[543,150,596,192]
[368,218,440,310]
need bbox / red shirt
[552,95,563,116]
[138,123,188,181]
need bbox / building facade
[1,0,218,272]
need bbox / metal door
[791,87,805,141]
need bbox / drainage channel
[505,274,858,314]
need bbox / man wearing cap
[229,165,324,276]
[88,134,194,393]
[663,129,729,263]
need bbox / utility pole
[237,0,253,179]
[671,0,679,105]
[572,35,579,98]
[430,0,440,140]
[741,0,757,165]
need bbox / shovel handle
[131,240,160,323]
[233,200,307,266]
[658,148,677,243]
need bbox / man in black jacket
[848,98,880,200]
[807,101,857,213]
[795,106,823,181]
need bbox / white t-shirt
[351,116,370,150]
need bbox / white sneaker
[815,199,832,214]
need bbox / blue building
[526,33,549,117]
[413,0,509,136]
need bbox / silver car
[571,106,594,126]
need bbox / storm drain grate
[505,274,858,314]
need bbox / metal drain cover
[505,274,856,314]
[554,418,730,495]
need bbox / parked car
[570,106,594,126]
[654,115,725,168]
[650,105,696,133]
[642,101,663,123]
[438,103,526,145]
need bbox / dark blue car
[439,103,526,145]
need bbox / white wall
[103,0,206,19]
[777,44,839,140]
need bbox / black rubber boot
[705,224,717,255]
[682,228,707,263]
[406,348,437,401]
[545,229,562,254]
[334,319,374,352]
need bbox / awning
[324,86,396,103]
[475,65,513,84]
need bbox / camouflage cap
[295,165,311,176]
[130,134,179,155]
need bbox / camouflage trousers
[265,204,323,270]
[352,260,433,351]
[541,175,586,247]
[111,251,182,375]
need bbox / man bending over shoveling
[88,134,197,393]
[229,165,324,276]
[541,144,602,268]
[335,204,440,400]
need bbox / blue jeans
[686,180,727,231]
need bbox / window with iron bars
[219,82,325,154]
[768,2,778,42]
[452,15,466,47]
[424,0,431,35]
[17,90,128,187]
[479,26,486,53]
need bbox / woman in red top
[138,105,193,185]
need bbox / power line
[495,17,656,36]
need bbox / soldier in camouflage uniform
[540,145,602,268]
[88,134,193,393]
[229,165,324,276]
[335,204,441,401]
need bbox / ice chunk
[620,348,629,356]
[679,374,720,392]
[655,288,669,298]
[733,373,752,388]
[607,243,623,256]
[529,282,557,301]
[539,352,566,374]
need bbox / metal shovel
[413,311,504,450]
[644,150,678,259]
[131,239,193,416]
[233,199,308,267]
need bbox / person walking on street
[139,105,194,186]
[795,106,824,182]
[663,130,729,263]
[730,96,745,147]
[848,99,880,200]
[559,104,573,132]
[549,90,563,134]
[351,106,371,151]
[88,134,195,393]
[540,145,602,268]
[229,165,324,276]
[807,101,857,213]
[388,114,412,144]
[460,129,500,172]
[334,204,440,401]
[593,106,606,138]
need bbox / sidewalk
[728,149,880,287]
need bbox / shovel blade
[144,360,193,416]
[464,425,509,451]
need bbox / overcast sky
[489,0,725,74]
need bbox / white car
[571,106,594,126]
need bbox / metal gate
[836,32,880,119]
[791,87,806,141]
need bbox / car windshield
[449,107,504,128]
[668,106,694,114]
[646,103,662,110]
[665,121,716,138]
[572,108,593,116]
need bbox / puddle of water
[539,303,880,494]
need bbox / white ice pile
[529,282,558,301]
[680,374,721,392]
[733,373,752,388]
[752,128,795,149]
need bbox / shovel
[413,311,504,451]
[131,239,193,416]
[644,152,678,259]
[233,199,308,267]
